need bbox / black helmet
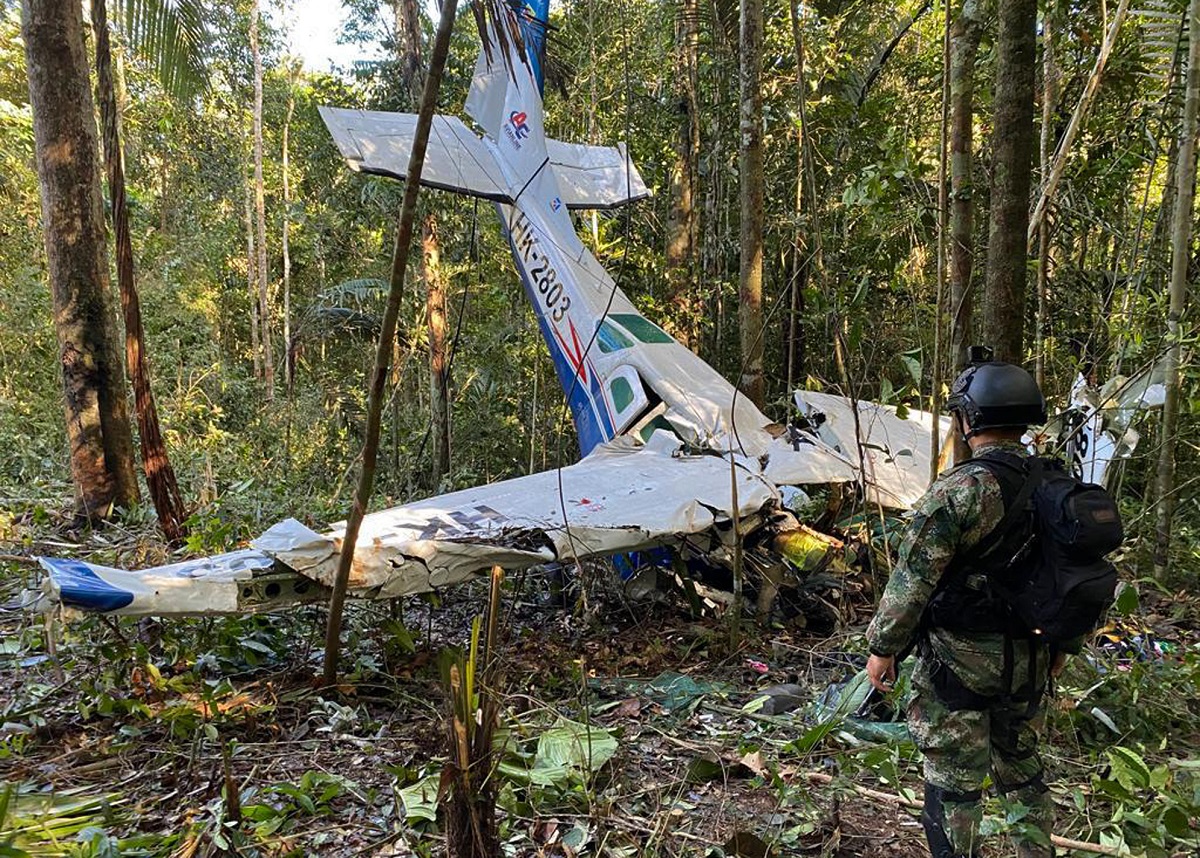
[947,362,1046,435]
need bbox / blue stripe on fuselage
[498,205,614,456]
[41,557,135,612]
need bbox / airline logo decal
[505,110,530,148]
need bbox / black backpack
[960,451,1125,644]
[926,453,1123,648]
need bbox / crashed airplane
[32,0,1137,620]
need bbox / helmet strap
[952,411,976,446]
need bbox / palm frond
[316,278,390,307]
[1133,0,1189,101]
[472,0,529,78]
[119,0,208,100]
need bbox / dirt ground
[9,557,1192,856]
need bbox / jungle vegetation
[1,0,1199,854]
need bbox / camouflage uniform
[866,441,1054,858]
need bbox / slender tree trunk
[92,0,185,541]
[395,0,449,487]
[854,0,934,111]
[1034,14,1060,389]
[244,166,261,378]
[251,0,273,400]
[283,74,294,394]
[323,0,458,688]
[948,0,983,463]
[948,0,983,372]
[424,215,450,486]
[22,0,139,518]
[786,0,809,391]
[666,0,700,351]
[702,22,725,360]
[395,0,423,105]
[982,0,1037,363]
[932,0,951,481]
[1154,0,1200,578]
[738,0,765,407]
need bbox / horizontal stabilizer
[547,140,651,209]
[319,106,512,202]
[319,106,650,210]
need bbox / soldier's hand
[866,654,896,692]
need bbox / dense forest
[2,0,1199,854]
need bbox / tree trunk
[22,0,139,519]
[786,0,811,392]
[982,0,1036,364]
[424,214,450,486]
[1154,0,1200,578]
[932,0,951,481]
[947,0,984,464]
[665,0,700,351]
[1034,14,1060,389]
[283,73,295,394]
[251,0,273,400]
[948,0,983,373]
[92,0,186,541]
[323,0,458,688]
[243,169,261,378]
[738,0,765,408]
[395,0,449,487]
[395,0,423,104]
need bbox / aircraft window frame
[611,314,674,344]
[596,319,635,353]
[609,376,635,412]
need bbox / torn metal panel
[34,550,280,616]
[759,432,860,487]
[794,392,949,509]
[259,433,778,597]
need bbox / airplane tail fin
[515,0,549,93]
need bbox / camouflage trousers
[907,654,1054,858]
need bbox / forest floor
[2,520,1199,857]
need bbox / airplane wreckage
[31,0,1162,624]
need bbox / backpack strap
[956,453,1042,570]
[923,453,1046,707]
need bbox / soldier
[864,360,1071,858]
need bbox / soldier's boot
[921,783,982,858]
[1002,774,1054,858]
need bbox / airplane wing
[794,392,950,509]
[319,107,650,211]
[32,433,777,616]
[318,106,513,202]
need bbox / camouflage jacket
[865,441,1050,694]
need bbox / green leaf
[1107,746,1151,791]
[1113,583,1139,616]
[1162,805,1190,838]
[397,773,441,823]
[498,719,618,787]
[686,752,725,783]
